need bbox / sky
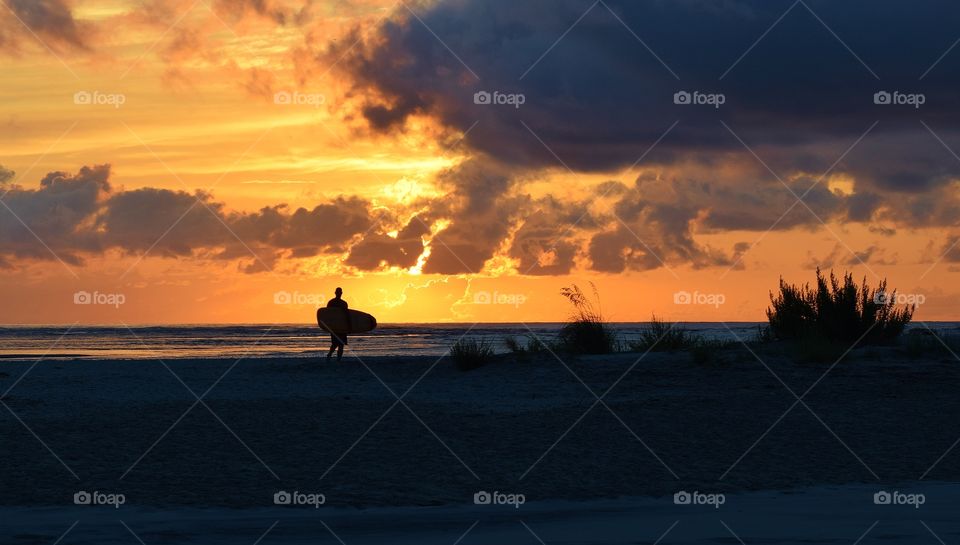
[1,0,960,324]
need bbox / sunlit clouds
[2,0,960,322]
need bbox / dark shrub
[767,268,914,345]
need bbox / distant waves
[0,322,953,361]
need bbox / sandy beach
[6,483,960,545]
[2,345,959,542]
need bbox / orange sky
[0,0,956,324]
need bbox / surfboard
[317,307,377,335]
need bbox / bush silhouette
[767,268,914,344]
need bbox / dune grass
[630,315,692,352]
[557,283,617,354]
[628,316,744,367]
[504,335,549,356]
[450,337,495,371]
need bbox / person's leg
[336,340,344,361]
[327,340,336,360]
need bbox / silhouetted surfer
[326,287,348,361]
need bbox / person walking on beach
[326,287,348,361]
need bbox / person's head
[335,287,343,297]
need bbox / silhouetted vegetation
[450,338,494,371]
[767,268,914,345]
[630,315,693,352]
[628,316,741,363]
[504,335,549,356]
[450,269,917,370]
[902,330,960,359]
[557,283,617,354]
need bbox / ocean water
[0,322,956,361]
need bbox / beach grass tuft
[630,315,693,352]
[450,337,495,371]
[628,317,742,363]
[557,283,617,354]
[504,335,549,356]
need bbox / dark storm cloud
[426,213,513,274]
[332,0,960,185]
[99,188,227,256]
[0,165,14,184]
[4,0,89,51]
[0,165,380,272]
[265,197,374,254]
[593,178,742,272]
[420,157,521,274]
[0,165,110,264]
[101,191,375,264]
[10,1,960,277]
[804,243,897,269]
[692,176,847,232]
[507,195,598,275]
[312,0,960,274]
[345,215,430,270]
